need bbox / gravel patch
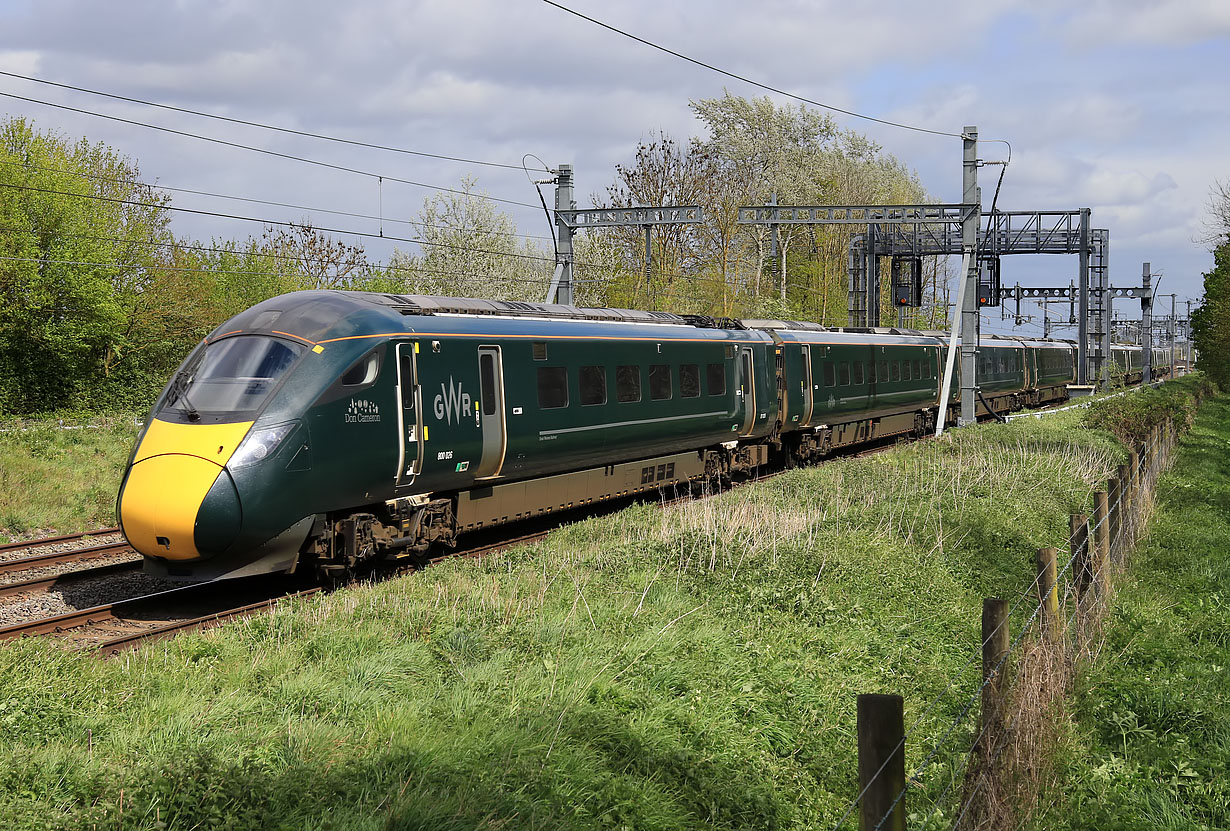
[0,552,141,586]
[0,532,126,564]
[0,570,180,627]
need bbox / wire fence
[834,413,1184,831]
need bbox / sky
[1,0,1226,339]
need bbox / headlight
[229,422,297,469]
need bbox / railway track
[0,539,136,576]
[0,525,552,656]
[0,578,322,656]
[0,526,121,557]
[0,560,142,599]
[0,393,1097,656]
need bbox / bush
[1082,374,1215,445]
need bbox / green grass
[0,402,1142,831]
[0,413,141,540]
[1036,393,1230,830]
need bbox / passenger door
[737,347,756,436]
[800,345,815,427]
[473,345,507,478]
[395,343,423,487]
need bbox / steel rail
[0,540,135,575]
[0,560,140,598]
[0,527,120,554]
[0,580,235,640]
[96,587,323,655]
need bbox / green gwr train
[117,291,1160,581]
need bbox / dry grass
[954,411,1186,830]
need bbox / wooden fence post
[1117,462,1134,545]
[1036,547,1060,643]
[1092,491,1110,600]
[1071,513,1090,598]
[858,693,906,831]
[981,598,1010,751]
[1107,476,1121,561]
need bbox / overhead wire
[541,0,968,140]
[0,158,556,242]
[0,90,542,210]
[0,69,549,173]
[0,251,576,291]
[0,179,839,299]
[0,180,560,265]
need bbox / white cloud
[0,0,1219,303]
[1058,0,1230,46]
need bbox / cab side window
[342,352,380,386]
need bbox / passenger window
[649,364,672,400]
[706,363,726,396]
[824,363,836,387]
[680,364,700,398]
[839,362,851,386]
[341,352,379,386]
[479,354,496,415]
[580,365,606,406]
[867,362,877,383]
[912,359,921,379]
[853,362,864,385]
[537,367,568,409]
[617,365,641,402]
[878,361,889,382]
[892,362,901,382]
[904,361,913,381]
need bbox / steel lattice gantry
[736,205,1110,385]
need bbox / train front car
[118,291,398,581]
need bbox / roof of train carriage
[743,324,947,347]
[206,290,774,347]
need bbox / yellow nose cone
[119,419,253,560]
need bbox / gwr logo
[433,377,472,425]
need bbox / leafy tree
[1190,238,1228,386]
[0,117,171,412]
[594,94,932,322]
[388,177,552,301]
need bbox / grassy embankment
[0,389,1191,830]
[1037,391,1230,829]
[0,413,140,541]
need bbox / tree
[388,177,552,301]
[1191,244,1229,387]
[599,135,719,309]
[594,94,932,321]
[1201,178,1230,244]
[260,222,370,290]
[0,117,172,412]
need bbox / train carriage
[121,291,779,580]
[118,290,1134,584]
[749,322,945,459]
[1021,339,1077,405]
